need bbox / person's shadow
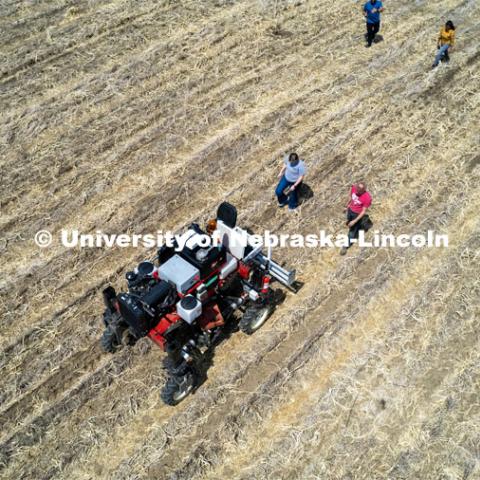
[298,182,314,206]
[364,33,384,43]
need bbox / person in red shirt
[340,182,372,255]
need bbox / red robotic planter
[101,203,297,405]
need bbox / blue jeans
[275,175,299,209]
[433,45,449,66]
[346,209,360,247]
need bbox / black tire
[100,326,120,353]
[239,304,274,335]
[161,371,195,406]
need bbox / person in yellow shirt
[432,21,456,68]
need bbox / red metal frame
[146,255,237,350]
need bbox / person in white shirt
[275,153,306,211]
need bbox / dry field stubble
[0,0,479,479]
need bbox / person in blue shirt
[363,0,384,47]
[275,152,306,211]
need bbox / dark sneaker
[340,247,348,256]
